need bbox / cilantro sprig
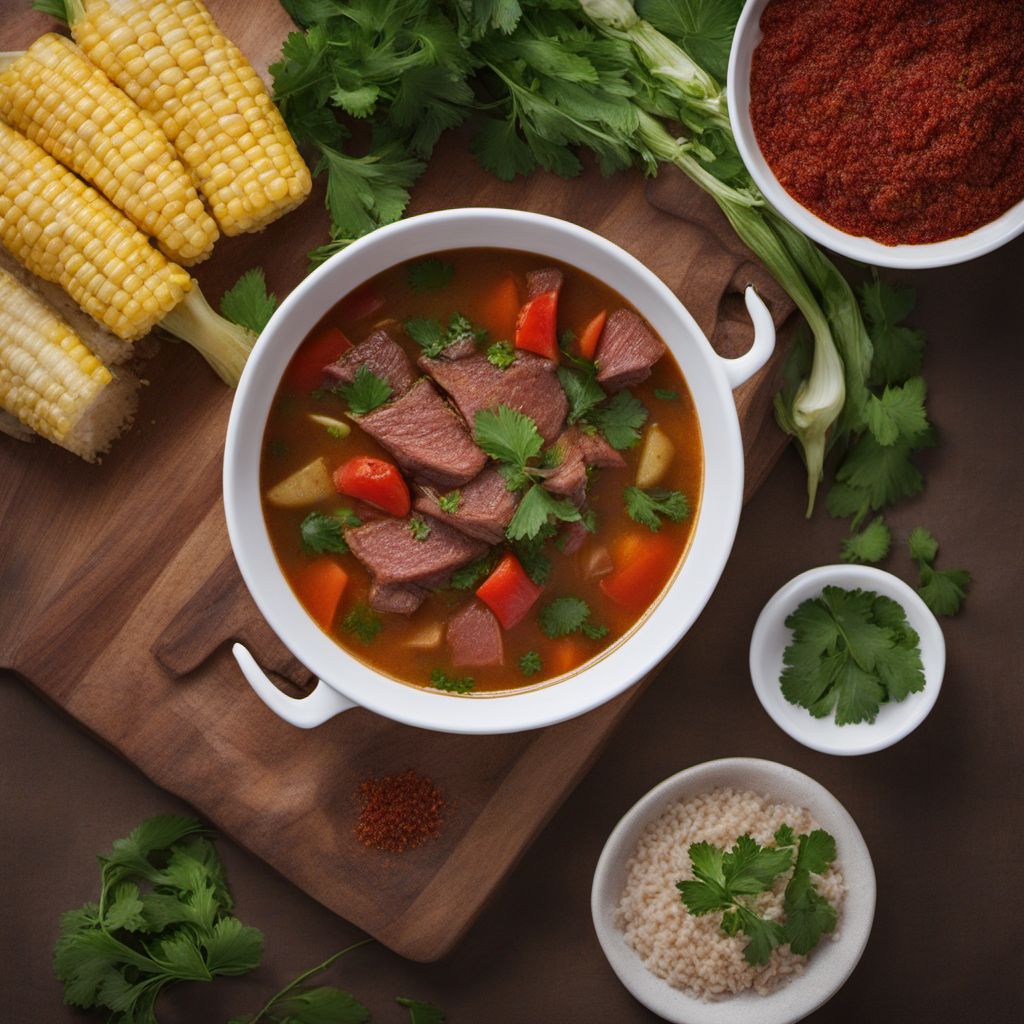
[839,514,891,565]
[300,509,362,555]
[405,312,483,358]
[781,586,925,725]
[538,597,607,640]
[220,267,278,334]
[677,825,838,966]
[343,602,382,644]
[429,668,475,694]
[338,365,392,416]
[624,486,689,532]
[908,527,971,616]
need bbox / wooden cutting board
[0,0,795,960]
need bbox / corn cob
[0,122,256,384]
[68,0,312,236]
[0,35,219,266]
[0,266,138,460]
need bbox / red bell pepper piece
[514,291,559,360]
[600,533,677,609]
[333,456,410,517]
[294,558,349,629]
[577,309,607,360]
[288,325,351,391]
[476,552,543,629]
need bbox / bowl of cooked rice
[591,758,875,1024]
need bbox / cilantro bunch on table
[678,824,838,966]
[909,527,971,617]
[781,586,925,725]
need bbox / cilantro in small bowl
[750,565,945,756]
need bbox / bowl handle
[716,285,777,390]
[232,642,358,728]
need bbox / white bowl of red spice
[591,759,875,1024]
[727,0,1024,269]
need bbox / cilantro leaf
[406,313,483,358]
[624,486,689,531]
[519,650,542,676]
[343,603,382,643]
[448,555,497,590]
[558,364,605,424]
[474,405,544,468]
[637,0,744,83]
[397,997,446,1024]
[864,377,929,447]
[300,509,361,555]
[409,517,431,541]
[219,268,278,334]
[826,432,928,523]
[654,388,678,401]
[339,365,392,416]
[859,276,925,387]
[907,526,939,565]
[840,515,891,564]
[781,586,925,725]
[589,390,649,450]
[438,491,461,514]
[429,668,475,693]
[486,340,516,369]
[538,596,605,639]
[506,483,581,541]
[908,527,971,616]
[511,526,557,585]
[407,259,453,293]
[721,834,793,895]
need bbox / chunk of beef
[345,514,488,587]
[544,427,625,502]
[595,310,665,392]
[526,267,563,299]
[357,378,486,488]
[559,519,590,556]
[446,601,504,668]
[323,327,417,394]
[414,466,517,544]
[368,580,427,615]
[419,351,567,444]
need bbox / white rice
[614,787,845,1001]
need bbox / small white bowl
[591,758,875,1024]
[727,0,1024,269]
[750,565,945,756]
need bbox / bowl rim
[591,757,876,1024]
[749,564,946,756]
[727,0,1024,270]
[223,207,750,734]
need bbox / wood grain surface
[0,0,794,960]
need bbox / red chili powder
[749,0,1024,245]
[354,769,445,853]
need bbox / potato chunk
[636,423,675,488]
[265,457,334,508]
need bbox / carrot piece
[334,456,410,517]
[479,274,521,338]
[514,291,559,360]
[339,285,385,322]
[294,559,348,629]
[601,534,677,609]
[288,325,351,391]
[476,552,543,629]
[577,309,607,360]
[550,637,587,676]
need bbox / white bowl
[727,0,1024,269]
[749,565,945,756]
[223,208,777,734]
[592,758,875,1024]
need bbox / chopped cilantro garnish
[486,340,516,369]
[506,484,580,542]
[438,490,461,514]
[300,508,361,554]
[474,405,543,469]
[558,363,605,425]
[623,487,689,531]
[338,364,392,416]
[448,554,496,590]
[342,602,382,643]
[589,390,648,450]
[518,651,542,676]
[407,258,453,293]
[404,312,483,358]
[512,524,557,585]
[839,515,890,564]
[409,516,431,541]
[219,267,278,334]
[908,527,971,616]
[429,668,474,693]
[538,596,605,640]
[780,586,925,725]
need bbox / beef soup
[260,249,703,694]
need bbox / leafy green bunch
[678,825,838,965]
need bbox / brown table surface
[3,194,1023,1024]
